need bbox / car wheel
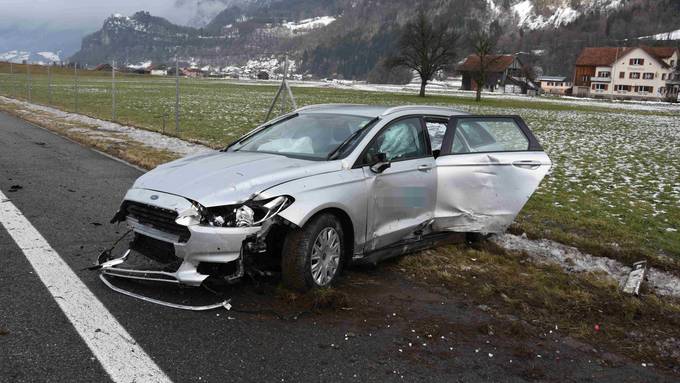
[282,213,344,291]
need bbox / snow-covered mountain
[487,0,626,30]
[0,50,62,64]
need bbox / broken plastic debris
[623,261,648,296]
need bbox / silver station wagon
[102,104,551,297]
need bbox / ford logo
[150,195,159,200]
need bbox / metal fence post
[48,65,52,105]
[10,62,13,96]
[75,63,79,113]
[175,55,180,136]
[26,63,31,102]
[112,60,116,121]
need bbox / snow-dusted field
[0,71,678,261]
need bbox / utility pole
[47,64,52,105]
[264,54,297,122]
[112,60,116,121]
[74,63,79,112]
[175,54,180,136]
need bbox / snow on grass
[640,28,680,41]
[0,95,213,157]
[493,233,680,298]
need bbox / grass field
[0,62,679,273]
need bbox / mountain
[0,50,62,64]
[69,0,680,79]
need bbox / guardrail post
[175,55,180,136]
[26,63,31,102]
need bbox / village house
[457,54,536,94]
[537,76,572,95]
[572,46,680,101]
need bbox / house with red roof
[573,46,679,100]
[457,54,537,94]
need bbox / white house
[573,46,680,101]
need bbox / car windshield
[232,113,375,159]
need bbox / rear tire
[281,213,345,291]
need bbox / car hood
[132,151,342,207]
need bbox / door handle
[512,160,542,170]
[417,164,433,171]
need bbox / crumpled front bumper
[102,188,261,286]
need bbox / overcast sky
[0,0,194,32]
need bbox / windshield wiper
[327,117,378,160]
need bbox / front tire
[281,213,345,291]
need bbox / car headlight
[204,196,293,228]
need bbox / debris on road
[622,261,648,296]
[8,185,23,192]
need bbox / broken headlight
[203,196,293,228]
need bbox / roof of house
[537,76,568,82]
[575,46,678,67]
[456,54,516,73]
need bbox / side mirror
[369,152,391,174]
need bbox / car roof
[296,104,468,118]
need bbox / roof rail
[379,105,457,116]
[295,104,370,112]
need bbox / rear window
[450,118,529,154]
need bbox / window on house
[635,86,653,93]
[592,83,607,91]
[629,58,644,65]
[643,73,654,80]
[629,72,641,79]
[662,73,667,80]
[615,85,631,92]
[619,72,625,78]
[659,87,666,94]
[597,71,611,78]
[671,60,676,67]
[582,75,590,82]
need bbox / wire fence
[0,61,187,137]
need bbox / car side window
[425,120,447,152]
[450,118,529,154]
[365,117,428,163]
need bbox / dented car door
[362,116,437,251]
[434,116,551,233]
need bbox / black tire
[281,213,345,291]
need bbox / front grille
[124,201,191,242]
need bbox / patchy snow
[0,96,213,158]
[512,0,624,30]
[37,51,61,63]
[127,61,152,70]
[282,16,336,32]
[640,28,680,41]
[493,234,680,299]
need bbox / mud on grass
[393,240,680,373]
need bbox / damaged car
[103,104,551,295]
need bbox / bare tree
[470,31,502,102]
[387,11,458,97]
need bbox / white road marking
[0,189,172,383]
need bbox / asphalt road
[0,111,675,382]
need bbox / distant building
[537,76,572,95]
[457,54,535,94]
[94,63,113,71]
[573,46,680,100]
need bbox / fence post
[48,65,52,105]
[175,55,180,136]
[26,63,31,102]
[75,63,79,113]
[10,62,13,96]
[112,60,116,121]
